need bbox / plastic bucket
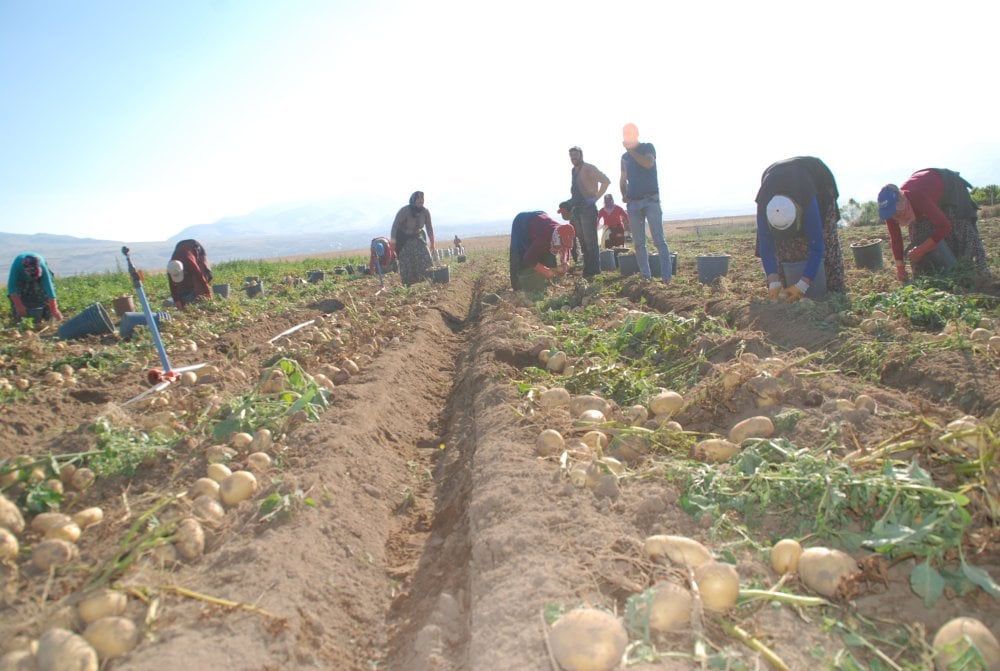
[782,260,827,299]
[119,311,169,339]
[456,255,467,263]
[850,239,884,270]
[618,253,639,277]
[431,265,450,283]
[357,264,369,274]
[112,295,135,318]
[307,270,325,283]
[599,249,617,271]
[58,303,114,340]
[213,284,231,298]
[918,239,957,274]
[696,255,730,284]
[246,280,264,298]
[345,264,354,274]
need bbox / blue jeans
[627,195,671,280]
[571,204,601,277]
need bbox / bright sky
[2,0,998,242]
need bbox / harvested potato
[625,405,648,425]
[728,416,775,444]
[206,463,232,483]
[649,391,683,417]
[192,496,226,523]
[250,428,273,452]
[45,521,81,544]
[607,432,650,465]
[570,395,610,418]
[229,432,253,449]
[575,409,606,426]
[694,561,740,612]
[77,589,128,625]
[31,513,72,535]
[598,457,623,475]
[0,494,25,534]
[174,518,205,560]
[854,394,877,413]
[797,547,858,598]
[644,534,712,567]
[32,539,79,572]
[36,627,98,671]
[0,527,19,561]
[205,445,237,464]
[189,477,220,500]
[70,468,96,491]
[219,471,258,506]
[647,582,693,633]
[581,431,609,451]
[538,349,551,365]
[970,327,993,342]
[660,420,683,433]
[834,398,855,412]
[246,452,272,473]
[536,429,565,457]
[770,539,803,574]
[547,351,568,373]
[931,617,1000,671]
[549,608,628,671]
[0,649,36,671]
[180,371,197,386]
[83,616,138,660]
[342,359,360,375]
[689,438,740,463]
[539,387,571,409]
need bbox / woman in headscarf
[391,191,436,286]
[509,209,576,293]
[7,253,62,323]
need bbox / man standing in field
[620,123,671,282]
[568,146,610,278]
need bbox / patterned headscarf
[409,191,425,215]
[551,223,576,265]
[22,255,42,279]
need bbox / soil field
[0,218,998,670]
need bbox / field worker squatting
[509,211,576,293]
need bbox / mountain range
[2,198,748,277]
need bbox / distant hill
[2,197,753,277]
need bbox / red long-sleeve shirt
[884,169,952,262]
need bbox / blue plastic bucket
[696,255,730,284]
[119,311,169,339]
[599,249,617,271]
[431,265,450,283]
[782,260,827,299]
[648,252,678,277]
[916,239,957,274]
[618,253,639,277]
[850,239,884,270]
[58,303,114,340]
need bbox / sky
[2,0,999,242]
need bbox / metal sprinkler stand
[121,246,206,405]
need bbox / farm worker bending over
[369,236,396,276]
[7,253,62,323]
[167,239,213,309]
[878,169,988,282]
[598,193,630,249]
[756,156,846,301]
[391,190,436,286]
[509,210,576,293]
